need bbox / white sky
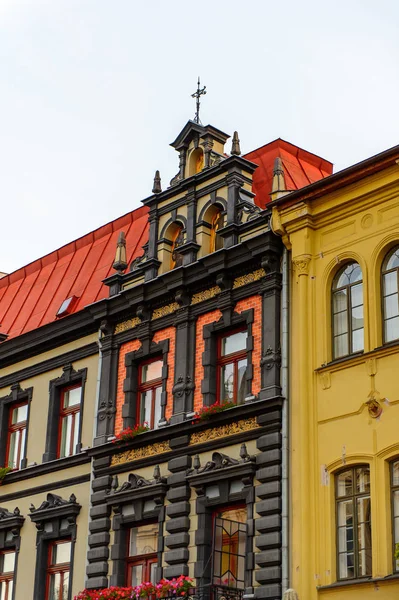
[1,0,398,274]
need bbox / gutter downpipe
[281,247,290,593]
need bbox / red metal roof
[244,138,333,209]
[0,137,332,341]
[0,206,148,339]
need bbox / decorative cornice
[29,493,81,528]
[0,506,25,532]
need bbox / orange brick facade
[115,327,176,434]
[115,296,262,433]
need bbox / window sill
[317,573,399,590]
[316,339,399,373]
[1,451,90,486]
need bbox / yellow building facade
[272,145,399,599]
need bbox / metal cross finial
[191,77,206,124]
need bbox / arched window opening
[382,246,399,343]
[332,262,364,359]
[210,209,225,252]
[171,224,185,269]
[188,148,204,177]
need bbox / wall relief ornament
[189,417,259,445]
[151,302,180,320]
[191,286,221,305]
[115,317,141,334]
[293,256,311,277]
[111,441,170,466]
[232,269,266,290]
[29,493,77,513]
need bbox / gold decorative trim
[189,417,259,445]
[114,317,141,334]
[232,269,266,289]
[151,302,180,320]
[111,441,170,466]
[191,286,221,305]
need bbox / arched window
[332,262,364,359]
[210,209,225,252]
[382,246,399,343]
[171,224,184,269]
[188,148,204,176]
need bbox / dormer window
[171,225,185,269]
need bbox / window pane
[237,359,247,404]
[153,386,162,429]
[220,363,234,401]
[141,360,163,383]
[54,542,71,564]
[60,414,72,458]
[49,573,61,600]
[337,470,353,497]
[140,391,152,425]
[339,552,355,579]
[333,289,347,312]
[221,331,247,356]
[2,552,15,573]
[150,561,157,585]
[351,307,363,331]
[334,333,348,358]
[393,461,399,486]
[72,412,80,454]
[62,572,69,600]
[384,294,399,320]
[384,248,399,270]
[352,328,364,353]
[338,500,353,527]
[64,386,81,408]
[12,404,27,424]
[129,523,158,556]
[384,271,398,296]
[356,467,370,493]
[385,316,399,343]
[130,564,143,586]
[351,283,363,308]
[333,310,348,335]
[7,430,19,469]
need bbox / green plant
[395,542,399,561]
[0,466,12,481]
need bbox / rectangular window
[392,460,399,571]
[217,330,247,405]
[127,523,158,586]
[46,540,71,600]
[138,359,163,430]
[0,551,15,600]
[6,402,27,470]
[58,385,82,459]
[336,467,372,580]
[212,507,247,590]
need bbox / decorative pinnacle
[271,156,287,199]
[282,590,299,600]
[112,231,128,273]
[152,170,162,194]
[231,131,241,156]
[191,77,206,124]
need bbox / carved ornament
[232,269,266,290]
[0,507,20,520]
[293,256,311,277]
[30,493,77,513]
[189,417,259,445]
[191,286,221,305]
[115,317,141,334]
[111,441,170,466]
[151,303,180,320]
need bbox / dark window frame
[0,506,25,600]
[0,384,32,471]
[43,364,87,463]
[212,504,247,590]
[202,310,254,407]
[335,465,372,581]
[6,401,28,471]
[381,246,399,344]
[122,339,169,430]
[126,521,159,586]
[108,474,167,587]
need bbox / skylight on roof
[56,296,78,318]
